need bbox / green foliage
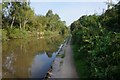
[1,29,7,41]
[2,2,68,40]
[71,1,120,79]
[44,30,52,36]
[100,1,120,32]
[72,45,90,78]
[57,53,65,58]
[8,29,28,39]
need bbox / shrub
[9,29,28,39]
[1,29,8,41]
[71,14,120,79]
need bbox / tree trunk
[11,16,15,29]
[19,19,22,31]
[20,23,22,31]
[23,20,27,30]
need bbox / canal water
[2,35,65,78]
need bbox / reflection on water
[31,52,56,78]
[2,35,64,78]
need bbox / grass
[57,53,65,58]
[57,49,65,58]
[61,52,65,58]
[72,45,91,79]
[75,60,90,78]
[1,29,8,41]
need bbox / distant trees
[2,2,34,30]
[46,10,63,31]
[2,2,68,40]
[46,9,53,17]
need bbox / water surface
[2,35,64,78]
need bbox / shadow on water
[2,35,64,78]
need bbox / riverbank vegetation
[1,2,68,41]
[71,1,120,79]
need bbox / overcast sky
[30,0,118,26]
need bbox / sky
[30,0,118,26]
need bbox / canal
[2,35,65,78]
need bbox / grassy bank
[1,28,68,42]
[72,44,91,79]
[1,29,29,41]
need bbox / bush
[44,30,52,36]
[71,14,120,79]
[1,29,8,41]
[8,29,28,39]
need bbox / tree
[46,9,53,17]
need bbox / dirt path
[51,37,79,78]
[60,37,78,78]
